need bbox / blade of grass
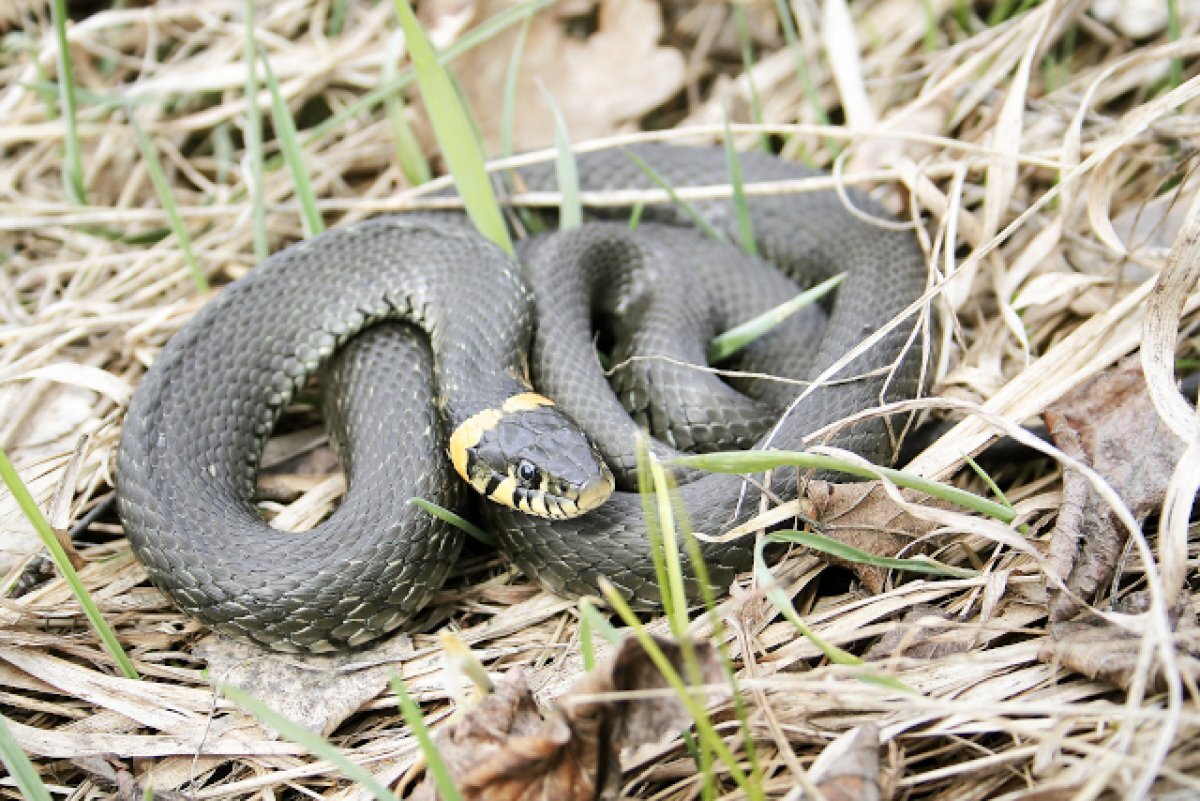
[539,84,581,230]
[643,455,725,799]
[579,598,621,646]
[656,456,764,792]
[721,109,756,257]
[259,51,324,238]
[628,201,645,230]
[729,5,769,153]
[391,676,463,801]
[598,580,761,801]
[408,497,495,545]
[624,149,726,243]
[645,454,689,638]
[0,449,139,679]
[499,16,532,161]
[384,31,432,187]
[392,0,513,257]
[128,110,209,293]
[1167,0,1182,88]
[673,450,1018,525]
[766,530,977,578]
[220,683,396,801]
[243,0,268,261]
[962,452,1014,512]
[750,537,912,695]
[49,0,86,205]
[636,436,677,622]
[0,715,52,801]
[771,0,835,155]
[708,273,844,363]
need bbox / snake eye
[516,460,538,485]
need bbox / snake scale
[116,144,932,652]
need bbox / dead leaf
[1043,356,1187,621]
[786,724,881,801]
[1039,591,1200,692]
[198,632,415,737]
[427,0,686,153]
[862,604,972,662]
[802,480,939,593]
[413,636,723,800]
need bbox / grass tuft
[49,0,86,205]
[0,449,139,679]
[259,50,324,238]
[128,112,209,293]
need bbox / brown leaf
[198,632,414,737]
[426,0,685,152]
[862,604,972,662]
[803,481,938,593]
[1043,356,1187,620]
[413,636,723,800]
[789,724,881,801]
[1039,591,1200,692]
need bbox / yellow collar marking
[447,392,555,485]
[501,392,555,413]
[448,407,501,482]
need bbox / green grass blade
[1167,0,1183,88]
[128,111,209,293]
[645,454,689,639]
[729,5,769,152]
[0,715,52,801]
[580,598,622,645]
[707,273,844,363]
[259,51,324,238]
[327,0,350,36]
[766,530,977,578]
[384,31,432,187]
[540,85,581,230]
[962,452,1015,511]
[598,581,759,799]
[499,16,532,160]
[243,0,268,261]
[751,538,913,694]
[0,449,139,679]
[623,149,726,242]
[49,0,86,204]
[220,684,396,800]
[771,0,833,152]
[673,450,1018,525]
[408,497,495,545]
[628,201,644,230]
[391,676,463,801]
[393,0,513,257]
[636,437,676,622]
[721,110,756,256]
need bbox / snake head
[449,392,614,519]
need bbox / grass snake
[116,144,933,652]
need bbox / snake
[116,144,932,653]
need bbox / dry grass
[1,0,1199,798]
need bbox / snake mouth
[570,464,614,515]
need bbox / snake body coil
[117,145,932,652]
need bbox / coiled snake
[116,144,932,652]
